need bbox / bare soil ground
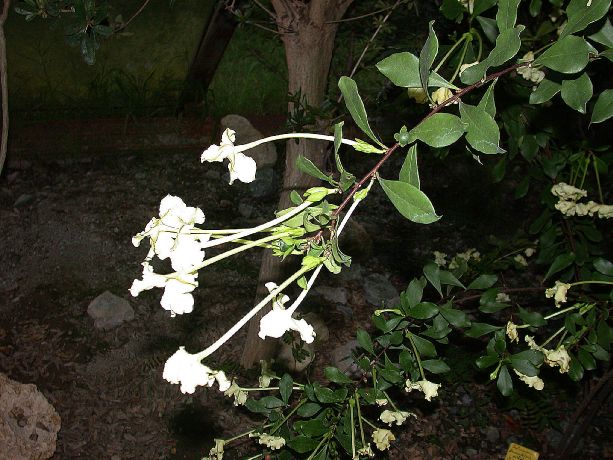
[0,137,611,459]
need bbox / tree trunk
[0,0,10,178]
[240,0,353,368]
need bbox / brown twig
[117,0,151,31]
[325,1,404,24]
[331,62,529,219]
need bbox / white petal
[201,144,226,163]
[228,152,257,184]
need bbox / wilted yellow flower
[544,346,571,373]
[551,182,588,201]
[431,87,454,106]
[545,281,571,307]
[224,381,248,406]
[357,443,374,457]
[524,247,536,258]
[205,439,225,460]
[405,379,441,401]
[433,251,447,267]
[256,433,286,450]
[375,398,388,406]
[514,369,544,390]
[372,428,395,451]
[380,409,416,426]
[514,254,528,267]
[506,321,519,343]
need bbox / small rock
[0,372,61,460]
[313,286,348,305]
[221,114,277,168]
[339,219,373,261]
[14,194,35,208]
[87,291,135,330]
[363,273,399,307]
[460,394,473,406]
[330,340,361,377]
[304,312,329,342]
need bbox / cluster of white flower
[447,247,480,270]
[201,128,257,184]
[551,182,613,219]
[250,432,286,450]
[130,195,208,316]
[258,282,316,343]
[162,347,230,394]
[506,321,519,343]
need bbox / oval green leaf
[379,178,441,224]
[408,113,466,148]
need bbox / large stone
[363,273,399,307]
[87,291,135,330]
[0,373,61,460]
[220,114,278,168]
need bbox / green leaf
[589,18,613,47]
[334,121,343,156]
[497,365,513,396]
[338,76,385,147]
[476,354,500,369]
[478,81,497,117]
[529,79,562,104]
[297,155,332,182]
[408,302,440,319]
[375,52,457,89]
[568,352,584,381]
[467,274,498,290]
[279,373,293,404]
[594,258,613,276]
[259,395,286,409]
[534,35,591,73]
[561,72,593,114]
[315,386,348,404]
[356,329,374,355]
[410,333,437,358]
[461,26,524,84]
[378,178,441,224]
[509,350,543,376]
[439,306,470,328]
[288,436,320,453]
[294,419,328,437]
[518,306,547,327]
[439,270,466,289]
[476,15,499,43]
[403,278,424,308]
[529,0,542,17]
[578,347,597,370]
[591,89,613,124]
[460,103,504,154]
[297,402,322,417]
[474,0,498,16]
[399,144,420,189]
[466,322,501,338]
[422,359,451,374]
[324,367,353,384]
[544,252,576,280]
[601,49,613,62]
[423,262,442,296]
[560,0,612,39]
[407,113,466,148]
[496,0,521,31]
[420,21,439,95]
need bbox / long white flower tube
[232,132,358,153]
[200,200,313,250]
[195,265,313,360]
